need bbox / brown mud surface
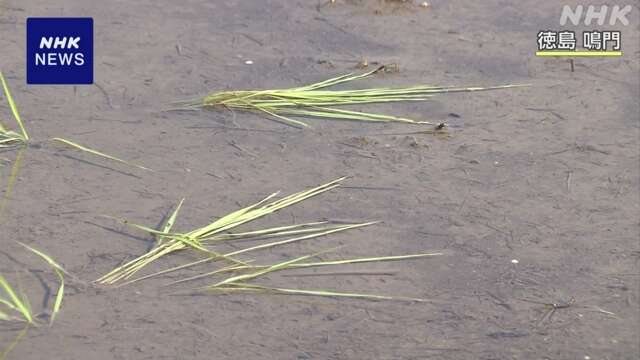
[1,1,639,359]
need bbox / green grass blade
[164,263,251,287]
[169,251,439,287]
[210,247,340,288]
[254,105,310,128]
[281,106,427,124]
[289,252,444,269]
[17,242,69,275]
[50,269,64,325]
[0,298,20,313]
[296,66,383,91]
[97,241,184,284]
[97,234,244,285]
[96,241,174,284]
[16,242,67,325]
[156,199,184,246]
[212,283,426,302]
[224,222,376,258]
[100,178,351,285]
[211,253,319,287]
[196,66,525,127]
[184,192,280,239]
[202,221,330,242]
[51,137,151,171]
[0,276,32,323]
[188,177,344,239]
[118,257,220,286]
[0,72,29,140]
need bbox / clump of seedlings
[185,65,522,127]
[0,244,68,359]
[0,71,148,170]
[98,177,442,301]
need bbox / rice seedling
[167,252,442,287]
[194,250,441,302]
[0,73,29,148]
[0,276,33,324]
[97,177,368,285]
[50,137,150,171]
[97,177,443,302]
[0,148,24,223]
[17,242,68,325]
[185,65,523,128]
[0,243,67,326]
[0,71,148,170]
[0,244,68,359]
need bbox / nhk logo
[27,18,93,84]
[36,36,85,66]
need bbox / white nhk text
[35,36,85,66]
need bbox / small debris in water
[511,259,519,264]
[245,60,254,65]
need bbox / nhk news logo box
[26,18,93,84]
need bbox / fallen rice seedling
[97,177,364,284]
[0,243,68,326]
[0,73,29,148]
[186,65,523,128]
[17,242,69,325]
[191,250,441,302]
[98,177,443,302]
[0,71,149,171]
[0,244,68,359]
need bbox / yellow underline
[536,51,622,57]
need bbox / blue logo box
[26,17,93,85]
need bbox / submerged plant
[98,178,443,302]
[186,65,522,128]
